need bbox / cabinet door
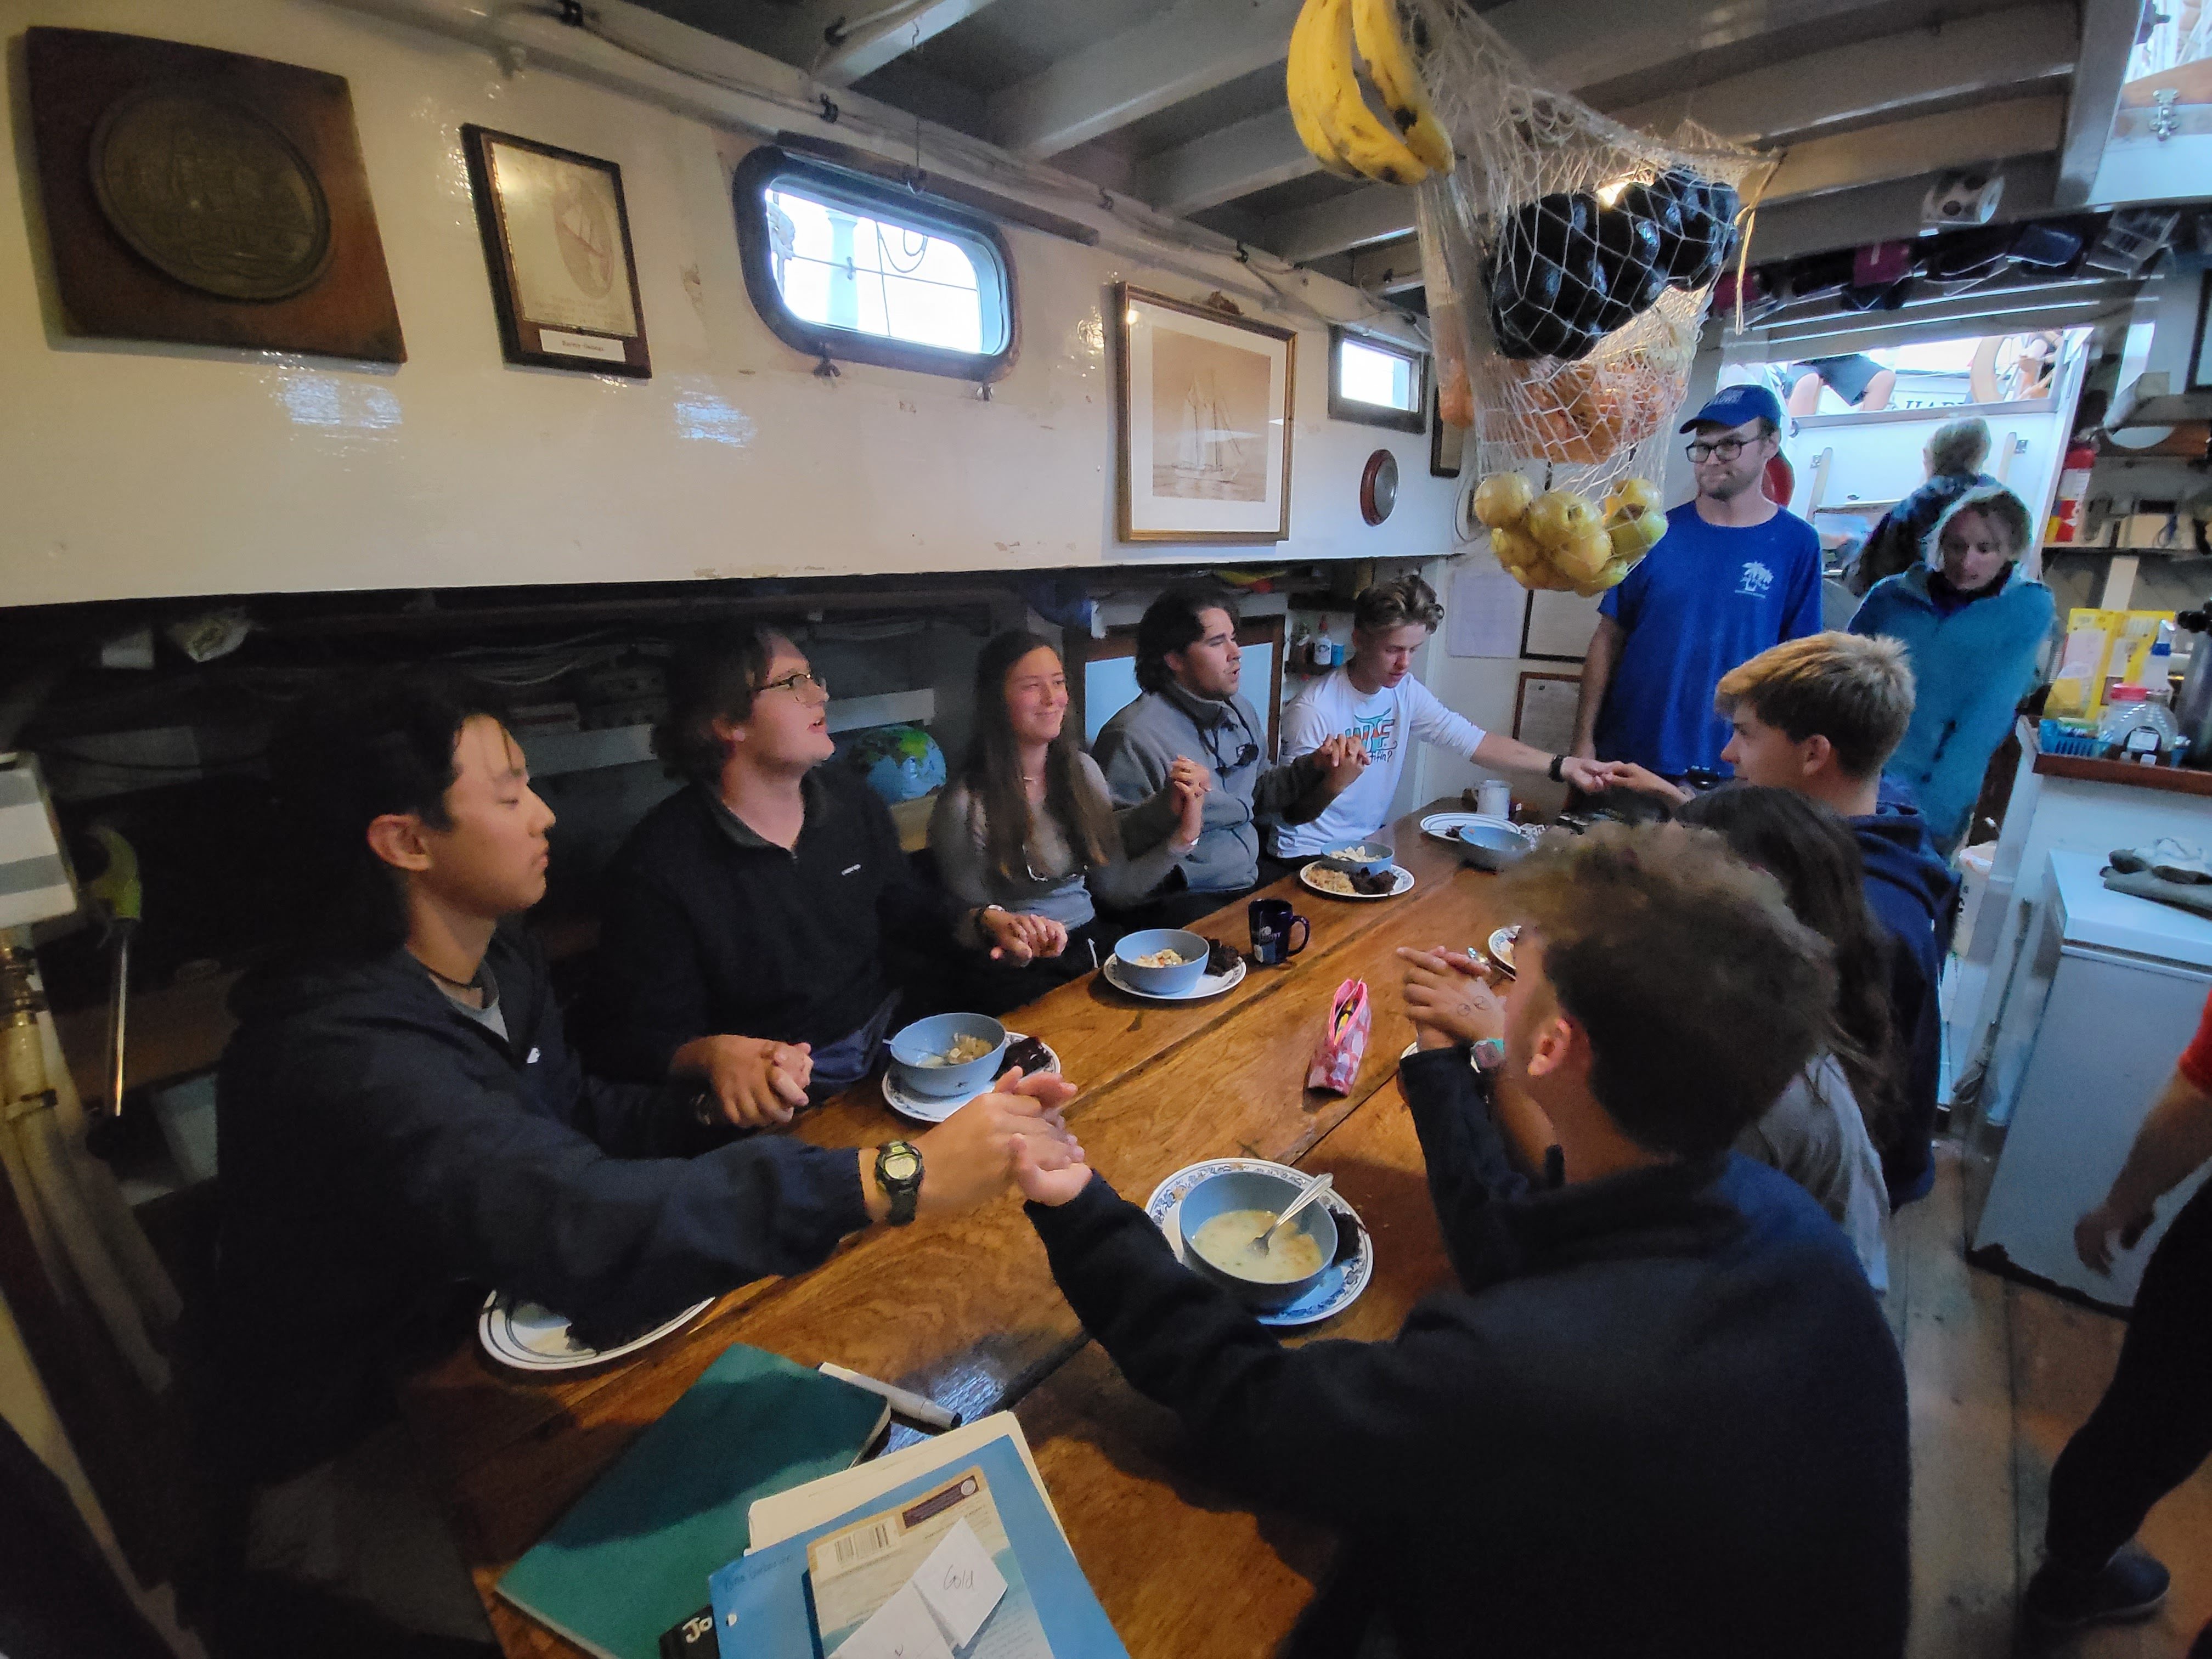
[1973,946,2212,1306]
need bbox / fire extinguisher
[2047,438,2097,544]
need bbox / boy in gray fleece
[1093,584,1365,919]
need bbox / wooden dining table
[397,800,1517,1658]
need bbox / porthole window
[733,146,1017,382]
[1328,325,1426,432]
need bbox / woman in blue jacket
[1849,483,2055,853]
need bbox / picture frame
[1511,671,1583,757]
[1115,284,1295,543]
[461,125,650,377]
[1429,388,1466,477]
[24,27,404,362]
[1519,588,1605,663]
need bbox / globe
[841,724,946,804]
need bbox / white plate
[1144,1158,1372,1328]
[1101,954,1248,1002]
[477,1291,714,1373]
[1420,810,1514,843]
[880,1031,1060,1124]
[1299,861,1416,901]
[1487,925,1520,974]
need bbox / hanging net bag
[1282,0,1764,592]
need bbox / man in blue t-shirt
[1570,385,1824,782]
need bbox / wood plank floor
[1899,1144,2211,1657]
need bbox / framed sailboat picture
[1115,284,1295,543]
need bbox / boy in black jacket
[590,625,1069,1125]
[215,671,1078,1641]
[1012,824,1910,1659]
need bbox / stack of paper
[712,1414,1125,1659]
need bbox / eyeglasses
[1685,437,1756,464]
[760,669,830,703]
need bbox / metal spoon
[1251,1172,1334,1254]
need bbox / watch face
[881,1147,921,1183]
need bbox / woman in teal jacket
[1849,484,2055,853]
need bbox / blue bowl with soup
[886,1012,1008,1099]
[1112,928,1210,995]
[1177,1167,1339,1312]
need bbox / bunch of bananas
[1286,0,1454,188]
[1473,473,1667,596]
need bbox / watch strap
[1547,753,1566,783]
[874,1140,923,1226]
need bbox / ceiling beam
[1731,286,2140,358]
[1132,109,1311,217]
[1335,145,2073,296]
[1479,0,1925,108]
[1262,185,1426,264]
[1612,4,2076,145]
[791,0,1011,87]
[988,0,1302,160]
[1344,236,1425,294]
[1258,93,2063,264]
[1761,94,2065,201]
[2057,0,2143,207]
[1743,154,2061,264]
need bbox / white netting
[1403,0,1767,500]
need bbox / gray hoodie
[1093,684,1318,894]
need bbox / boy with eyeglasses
[1094,583,1367,927]
[590,625,1069,1124]
[1570,386,1824,788]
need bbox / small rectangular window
[734,148,1017,382]
[1328,326,1426,432]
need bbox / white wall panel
[0,0,1455,605]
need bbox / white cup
[1476,779,1511,819]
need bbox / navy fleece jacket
[1852,800,1961,1204]
[588,771,961,1079]
[215,927,869,1482]
[1025,1048,1910,1659]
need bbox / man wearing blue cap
[1570,386,1824,785]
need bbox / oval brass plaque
[90,85,332,302]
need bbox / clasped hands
[1397,944,1506,1052]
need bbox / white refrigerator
[1971,850,2212,1307]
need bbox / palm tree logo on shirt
[1736,561,1775,597]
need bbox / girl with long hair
[1677,785,1899,1289]
[930,630,1207,1010]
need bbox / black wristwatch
[1547,753,1566,783]
[874,1141,924,1226]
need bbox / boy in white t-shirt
[1271,576,1613,859]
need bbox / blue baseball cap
[1679,383,1784,433]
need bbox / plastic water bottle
[2098,684,2181,765]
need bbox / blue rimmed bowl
[1177,1167,1339,1312]
[1111,928,1210,995]
[885,1012,1008,1100]
[1324,842,1396,879]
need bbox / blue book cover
[496,1343,888,1659]
[708,1434,1126,1659]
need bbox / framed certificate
[462,125,650,377]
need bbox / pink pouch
[1306,978,1372,1096]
